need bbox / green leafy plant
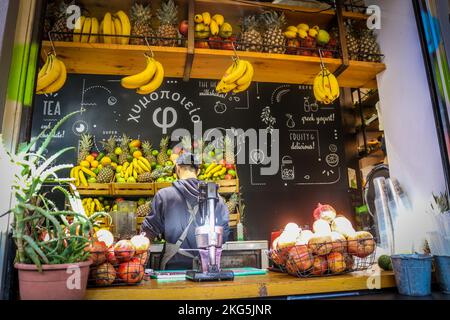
[0,111,109,270]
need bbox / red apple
[222,36,237,50]
[224,174,233,180]
[208,36,222,49]
[91,152,99,158]
[225,164,235,170]
[179,20,189,37]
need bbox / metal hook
[144,37,154,58]
[318,48,325,71]
[48,31,57,57]
[231,41,239,62]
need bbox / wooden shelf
[42,42,385,88]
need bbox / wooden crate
[217,177,239,194]
[228,207,241,228]
[154,182,173,192]
[77,183,111,196]
[111,183,155,196]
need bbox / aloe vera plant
[0,111,109,270]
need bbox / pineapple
[224,136,235,164]
[157,136,169,165]
[261,11,286,54]
[101,136,118,164]
[180,135,192,153]
[239,15,263,52]
[97,165,115,183]
[142,140,157,165]
[156,0,179,47]
[137,172,153,183]
[118,134,131,165]
[77,133,92,165]
[150,164,174,180]
[44,1,58,40]
[345,21,360,61]
[359,29,382,62]
[130,2,156,45]
[225,193,239,214]
[136,200,152,217]
[50,0,76,41]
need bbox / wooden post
[183,0,195,82]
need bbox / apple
[179,20,188,37]
[327,252,346,273]
[308,234,332,256]
[312,256,328,275]
[347,231,375,258]
[224,174,233,180]
[288,245,314,272]
[225,164,235,170]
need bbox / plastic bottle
[373,177,395,254]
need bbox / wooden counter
[85,268,396,300]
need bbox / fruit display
[36,53,67,94]
[313,66,340,105]
[269,206,376,277]
[88,231,150,286]
[98,11,131,45]
[50,0,76,41]
[344,21,382,62]
[193,12,233,50]
[238,15,263,52]
[215,58,254,94]
[261,11,286,54]
[73,16,99,43]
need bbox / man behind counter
[141,152,230,270]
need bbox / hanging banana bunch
[216,58,254,94]
[121,53,165,94]
[36,53,67,94]
[312,65,340,105]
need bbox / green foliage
[0,111,111,270]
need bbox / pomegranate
[106,246,119,265]
[134,251,149,265]
[313,203,337,222]
[117,261,144,284]
[178,20,188,37]
[308,234,333,256]
[114,240,135,262]
[91,262,116,286]
[327,252,346,274]
[88,241,107,265]
[347,231,375,258]
[130,234,150,254]
[288,245,313,272]
[312,256,328,275]
[95,229,114,248]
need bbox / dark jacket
[141,178,230,270]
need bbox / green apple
[152,150,159,156]
[127,177,136,183]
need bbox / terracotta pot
[15,260,92,300]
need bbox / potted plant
[0,111,109,300]
[428,192,450,294]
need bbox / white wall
[369,0,446,251]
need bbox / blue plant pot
[435,256,450,294]
[391,254,432,296]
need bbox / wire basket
[88,250,149,287]
[268,237,376,278]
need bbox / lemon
[80,160,90,168]
[101,156,112,166]
[129,139,141,148]
[91,160,99,168]
[133,150,143,158]
[114,147,123,155]
[86,155,95,163]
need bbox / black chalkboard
[31,75,351,240]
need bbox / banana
[138,157,151,169]
[220,82,237,93]
[326,72,340,99]
[132,158,142,174]
[213,166,227,177]
[81,17,91,43]
[212,14,224,26]
[90,202,95,214]
[121,55,157,89]
[80,166,97,178]
[207,164,223,178]
[215,79,226,93]
[202,12,211,25]
[113,17,122,44]
[205,162,217,175]
[89,17,99,43]
[236,60,254,86]
[123,161,130,171]
[210,19,219,36]
[115,10,131,45]
[138,159,150,172]
[73,15,85,42]
[313,72,327,102]
[233,79,252,93]
[223,59,247,84]
[103,13,113,44]
[133,169,138,179]
[73,166,81,186]
[36,55,61,92]
[37,55,51,80]
[136,61,165,95]
[79,170,88,187]
[99,19,104,43]
[94,199,102,211]
[110,17,116,44]
[41,59,66,94]
[286,26,298,33]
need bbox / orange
[86,155,95,163]
[133,150,143,158]
[129,139,141,148]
